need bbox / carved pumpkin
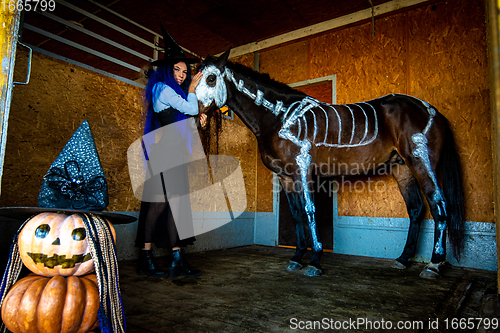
[1,274,100,333]
[18,212,116,277]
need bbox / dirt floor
[118,245,499,333]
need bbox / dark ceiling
[19,0,394,82]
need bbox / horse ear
[217,48,231,67]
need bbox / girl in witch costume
[135,25,207,278]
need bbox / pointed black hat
[38,120,108,210]
[151,24,199,66]
[0,120,135,223]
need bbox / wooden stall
[243,0,497,273]
[3,49,144,211]
[0,0,497,295]
[253,0,492,221]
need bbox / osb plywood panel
[260,41,309,84]
[408,1,492,223]
[211,112,257,212]
[309,13,408,102]
[309,13,409,219]
[298,82,334,103]
[303,1,492,223]
[230,53,254,69]
[256,147,274,212]
[2,50,144,211]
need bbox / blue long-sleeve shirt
[152,82,199,115]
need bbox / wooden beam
[0,7,21,195]
[485,0,500,297]
[227,0,432,59]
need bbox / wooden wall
[1,49,261,213]
[254,0,492,222]
[2,50,144,212]
[1,0,492,226]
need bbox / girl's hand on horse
[199,113,207,128]
[189,71,203,94]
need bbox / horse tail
[439,120,465,260]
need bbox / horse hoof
[392,260,407,270]
[419,263,441,279]
[286,260,303,272]
[303,265,322,277]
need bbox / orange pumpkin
[1,274,100,333]
[18,213,116,277]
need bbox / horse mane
[225,61,306,97]
[198,56,307,155]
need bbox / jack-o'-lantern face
[18,212,115,277]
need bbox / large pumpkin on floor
[1,274,100,333]
[18,212,116,277]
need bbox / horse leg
[282,190,308,271]
[301,188,323,277]
[391,163,425,269]
[419,185,448,279]
[409,134,448,279]
[294,142,323,277]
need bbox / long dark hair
[142,61,193,135]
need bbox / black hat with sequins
[0,120,135,223]
[151,24,199,67]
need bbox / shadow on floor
[118,245,499,333]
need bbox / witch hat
[151,24,199,66]
[0,120,135,224]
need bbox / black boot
[169,249,201,278]
[137,250,167,277]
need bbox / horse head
[196,48,231,114]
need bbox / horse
[195,49,464,279]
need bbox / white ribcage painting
[281,97,378,148]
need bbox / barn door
[0,8,22,195]
[278,76,337,251]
